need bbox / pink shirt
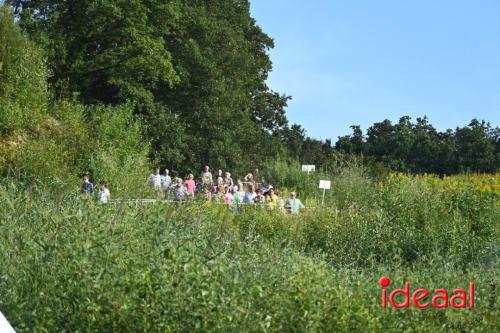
[224,193,233,204]
[185,179,195,193]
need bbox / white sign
[301,165,316,172]
[319,180,331,190]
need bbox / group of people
[79,166,306,214]
[80,176,110,204]
[148,166,306,214]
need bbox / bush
[0,184,497,332]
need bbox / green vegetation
[0,170,498,332]
[0,2,498,331]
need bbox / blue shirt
[243,191,256,204]
[285,198,305,214]
[81,181,94,193]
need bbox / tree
[453,119,497,173]
[8,0,179,105]
[9,0,290,172]
[335,125,364,155]
[282,124,305,160]
[0,4,48,134]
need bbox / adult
[254,189,266,208]
[212,177,225,202]
[224,172,234,188]
[161,169,172,197]
[258,176,269,192]
[185,174,196,197]
[81,175,94,194]
[201,165,213,189]
[217,169,223,180]
[195,179,203,193]
[223,186,233,205]
[149,168,162,190]
[276,190,286,214]
[210,183,220,202]
[232,185,240,211]
[285,192,305,215]
[98,182,111,204]
[172,178,188,201]
[243,184,257,204]
[265,188,279,208]
[235,182,245,202]
[244,173,254,186]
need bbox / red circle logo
[379,276,391,288]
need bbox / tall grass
[0,169,498,332]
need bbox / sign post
[319,180,331,206]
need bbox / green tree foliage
[9,0,290,173]
[5,101,150,194]
[335,116,499,174]
[0,4,48,133]
[11,0,179,105]
[454,119,498,173]
[85,103,151,195]
[0,4,150,192]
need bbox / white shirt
[99,188,110,203]
[149,174,162,189]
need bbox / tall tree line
[2,1,499,177]
[285,116,498,175]
[6,0,290,173]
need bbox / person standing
[265,187,279,209]
[185,174,196,197]
[232,185,240,211]
[242,183,257,204]
[149,168,162,191]
[285,192,305,214]
[244,173,254,186]
[211,177,224,202]
[223,186,234,205]
[224,172,233,188]
[172,178,188,201]
[276,190,286,214]
[258,176,269,192]
[161,169,172,198]
[254,189,266,209]
[81,175,94,194]
[201,165,213,190]
[235,182,245,202]
[98,182,111,204]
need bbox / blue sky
[250,0,500,140]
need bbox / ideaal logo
[379,276,475,309]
